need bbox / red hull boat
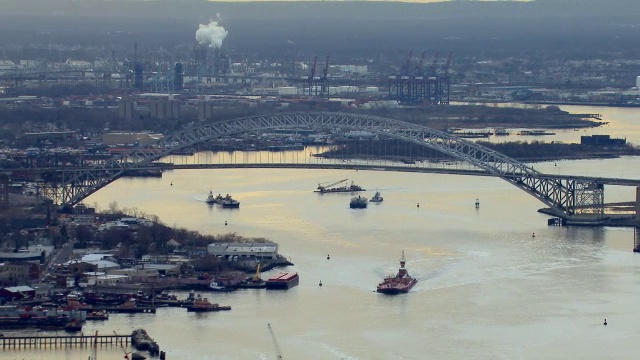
[377,251,417,294]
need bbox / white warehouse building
[207,241,278,260]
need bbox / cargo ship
[265,272,299,290]
[376,251,417,295]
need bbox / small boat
[64,318,83,332]
[185,295,231,312]
[369,191,383,203]
[86,310,109,321]
[209,280,236,292]
[205,191,216,205]
[350,196,368,209]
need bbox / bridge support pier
[636,187,640,224]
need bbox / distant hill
[1,0,639,55]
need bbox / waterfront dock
[92,306,157,314]
[0,333,129,349]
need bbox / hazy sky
[205,0,531,2]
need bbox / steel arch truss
[40,112,602,216]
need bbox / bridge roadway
[28,163,491,177]
[27,163,640,186]
[134,163,640,186]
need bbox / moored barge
[265,272,299,290]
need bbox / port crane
[268,323,284,360]
[317,179,348,192]
[252,263,262,282]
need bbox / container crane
[410,51,426,103]
[427,52,440,78]
[438,51,453,104]
[413,51,426,76]
[320,55,330,98]
[400,50,413,77]
[400,50,413,101]
[426,52,440,105]
[317,179,348,191]
[308,55,318,96]
[268,323,284,360]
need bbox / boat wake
[319,343,359,360]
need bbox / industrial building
[207,241,278,260]
[580,135,626,146]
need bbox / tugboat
[185,295,231,312]
[369,191,383,203]
[209,280,236,292]
[376,251,417,295]
[350,196,368,209]
[220,194,240,208]
[205,190,216,205]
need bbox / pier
[1,334,129,349]
[92,306,157,314]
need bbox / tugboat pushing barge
[377,251,417,295]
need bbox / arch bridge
[38,112,640,220]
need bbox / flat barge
[265,272,299,290]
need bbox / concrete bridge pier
[636,187,640,224]
[633,187,640,252]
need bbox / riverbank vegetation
[357,104,603,131]
[319,138,640,162]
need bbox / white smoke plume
[195,18,228,49]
